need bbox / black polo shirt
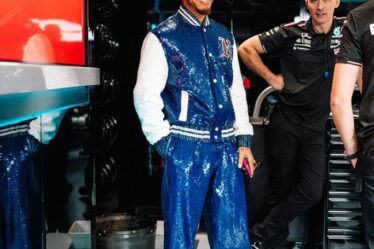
[259,17,345,131]
[336,0,374,141]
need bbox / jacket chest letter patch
[218,37,232,59]
[370,23,374,36]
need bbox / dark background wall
[117,0,149,212]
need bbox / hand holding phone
[243,158,253,178]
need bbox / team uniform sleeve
[258,25,290,54]
[336,13,362,66]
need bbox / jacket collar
[178,4,210,27]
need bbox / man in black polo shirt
[331,1,374,248]
[238,0,343,248]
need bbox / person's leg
[203,141,250,249]
[161,138,214,249]
[251,113,300,244]
[261,129,326,247]
[267,113,299,208]
[360,177,374,249]
[2,134,41,249]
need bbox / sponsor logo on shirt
[218,37,232,59]
[330,38,341,50]
[293,30,341,53]
[302,33,312,39]
[330,26,342,53]
[370,23,374,35]
[266,27,280,36]
[333,27,341,37]
[293,32,311,51]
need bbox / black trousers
[356,148,374,249]
[252,111,326,247]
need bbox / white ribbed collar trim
[178,5,210,27]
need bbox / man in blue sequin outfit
[133,0,256,248]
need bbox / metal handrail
[252,86,277,118]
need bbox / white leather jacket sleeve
[230,42,254,137]
[133,32,170,145]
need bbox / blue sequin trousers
[0,130,42,249]
[162,137,250,249]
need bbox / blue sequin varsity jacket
[134,5,253,153]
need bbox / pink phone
[243,158,253,178]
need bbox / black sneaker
[251,240,270,249]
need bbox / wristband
[344,151,358,160]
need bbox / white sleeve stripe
[178,90,189,122]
